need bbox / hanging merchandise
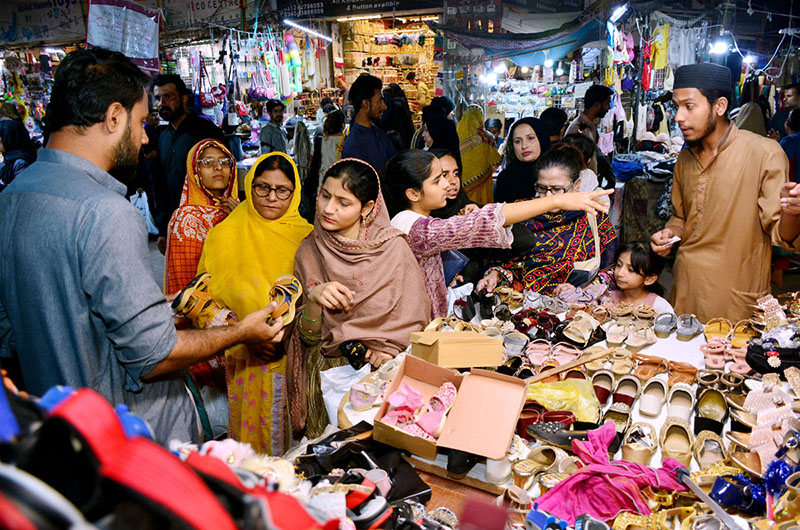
[651,24,670,71]
[198,55,217,108]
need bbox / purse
[566,213,601,288]
[198,58,217,108]
[442,249,469,286]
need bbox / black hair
[320,97,333,107]
[385,149,436,215]
[698,88,732,121]
[429,147,462,173]
[323,109,345,136]
[784,83,800,93]
[485,118,502,131]
[322,103,337,115]
[539,107,569,138]
[406,71,417,82]
[349,74,383,114]
[533,143,582,183]
[253,153,295,187]
[560,133,596,170]
[151,73,190,97]
[788,109,800,135]
[322,159,379,205]
[266,99,285,113]
[584,85,613,111]
[45,48,148,136]
[614,241,665,295]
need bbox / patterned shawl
[457,107,501,204]
[164,139,238,295]
[287,158,431,434]
[499,210,617,294]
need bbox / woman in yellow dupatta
[197,151,312,455]
[457,106,502,204]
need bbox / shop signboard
[508,0,582,12]
[277,0,441,19]
[0,0,87,45]
[158,0,252,31]
[87,0,160,71]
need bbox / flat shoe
[621,422,657,465]
[693,430,728,469]
[592,370,615,405]
[632,353,667,381]
[676,314,702,341]
[653,312,677,338]
[703,317,733,342]
[666,383,695,421]
[639,379,668,417]
[694,388,729,435]
[660,417,693,468]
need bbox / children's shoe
[416,382,457,438]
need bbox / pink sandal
[526,339,552,368]
[700,341,727,369]
[728,345,752,375]
[416,382,458,438]
[549,342,582,366]
[386,382,425,411]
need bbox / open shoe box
[373,355,526,461]
[410,331,503,368]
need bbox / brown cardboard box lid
[436,369,527,460]
[410,331,502,346]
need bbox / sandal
[171,272,212,316]
[606,322,630,347]
[609,302,634,324]
[667,360,698,386]
[525,339,552,368]
[699,341,727,369]
[676,314,703,342]
[703,317,733,342]
[562,311,599,346]
[632,353,667,381]
[727,345,752,375]
[692,430,728,470]
[625,325,656,353]
[610,347,634,377]
[654,312,678,338]
[583,345,611,373]
[633,304,657,327]
[730,319,757,349]
[549,342,583,366]
[696,369,721,391]
[268,275,303,326]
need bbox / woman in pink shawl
[289,159,431,437]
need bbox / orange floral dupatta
[164,139,238,295]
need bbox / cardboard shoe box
[373,355,526,461]
[410,331,503,369]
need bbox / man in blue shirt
[0,48,284,444]
[342,74,398,173]
[781,108,800,184]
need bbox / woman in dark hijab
[494,117,551,203]
[420,105,462,167]
[0,119,36,190]
[379,83,415,149]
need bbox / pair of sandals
[700,338,751,374]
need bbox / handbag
[198,57,216,108]
[442,249,469,286]
[565,213,601,288]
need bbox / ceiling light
[556,62,564,75]
[285,20,333,42]
[743,54,756,64]
[544,59,554,68]
[493,63,507,74]
[709,40,729,55]
[521,66,529,74]
[610,4,629,23]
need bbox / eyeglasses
[252,184,294,200]
[198,157,234,168]
[535,183,574,196]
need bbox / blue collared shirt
[341,122,398,173]
[0,149,198,443]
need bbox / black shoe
[525,422,590,451]
[446,449,482,479]
[478,290,496,320]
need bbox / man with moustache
[651,63,800,322]
[152,74,223,253]
[0,49,285,443]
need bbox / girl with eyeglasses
[195,151,313,454]
[385,148,611,318]
[478,144,618,295]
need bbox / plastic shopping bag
[320,363,371,428]
[130,190,159,235]
[527,379,601,423]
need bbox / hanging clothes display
[651,24,670,70]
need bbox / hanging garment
[651,24,670,70]
[598,132,615,155]
[641,42,652,91]
[636,104,648,141]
